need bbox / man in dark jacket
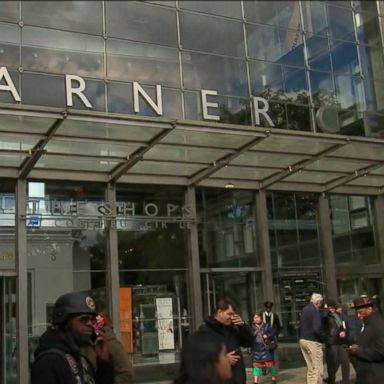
[262,301,282,337]
[198,298,252,384]
[30,291,114,384]
[299,292,325,384]
[323,299,350,384]
[346,295,384,384]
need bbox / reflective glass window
[107,39,180,88]
[27,181,109,364]
[180,1,241,19]
[306,34,332,72]
[355,10,381,46]
[249,60,284,98]
[179,12,245,57]
[116,186,190,368]
[0,1,19,23]
[268,192,321,268]
[327,5,355,41]
[244,1,301,30]
[21,27,104,78]
[184,91,251,125]
[21,72,106,111]
[267,101,287,128]
[330,40,359,75]
[246,24,304,67]
[302,1,328,36]
[196,189,258,268]
[106,2,177,46]
[335,75,364,110]
[330,195,378,265]
[286,104,311,131]
[0,23,20,69]
[22,1,103,35]
[359,45,384,80]
[309,71,337,106]
[283,67,309,104]
[107,82,183,119]
[182,51,248,96]
[363,78,384,113]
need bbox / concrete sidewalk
[246,364,356,383]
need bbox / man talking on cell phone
[198,298,253,384]
[31,291,114,384]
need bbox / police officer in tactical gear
[31,291,114,384]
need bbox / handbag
[266,337,278,351]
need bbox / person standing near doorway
[198,298,252,384]
[323,299,350,384]
[262,301,282,337]
[299,292,325,384]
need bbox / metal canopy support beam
[318,194,337,299]
[255,190,274,301]
[260,142,347,189]
[15,179,28,384]
[185,187,203,330]
[188,134,268,186]
[19,115,66,179]
[109,123,177,183]
[323,162,384,193]
[105,183,121,336]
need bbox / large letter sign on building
[0,65,275,126]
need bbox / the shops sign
[0,66,275,126]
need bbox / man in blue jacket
[299,292,325,384]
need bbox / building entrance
[0,274,16,384]
[202,271,262,321]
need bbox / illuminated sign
[0,66,274,126]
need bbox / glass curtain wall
[0,1,383,134]
[267,191,322,340]
[116,185,189,374]
[26,181,108,366]
[196,189,261,321]
[329,194,383,306]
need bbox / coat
[250,322,276,362]
[82,326,133,384]
[30,327,114,384]
[199,316,253,384]
[354,311,384,384]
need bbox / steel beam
[189,134,268,186]
[109,123,176,183]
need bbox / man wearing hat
[31,291,114,384]
[346,295,384,384]
[262,301,282,337]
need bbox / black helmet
[52,291,97,325]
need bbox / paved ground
[246,364,356,383]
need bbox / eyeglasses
[76,314,96,324]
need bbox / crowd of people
[29,290,384,384]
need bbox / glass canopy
[1,105,384,195]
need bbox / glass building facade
[1,1,384,383]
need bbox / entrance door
[0,275,16,384]
[202,271,262,321]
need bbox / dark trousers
[325,344,350,384]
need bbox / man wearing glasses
[31,291,114,384]
[346,295,384,384]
